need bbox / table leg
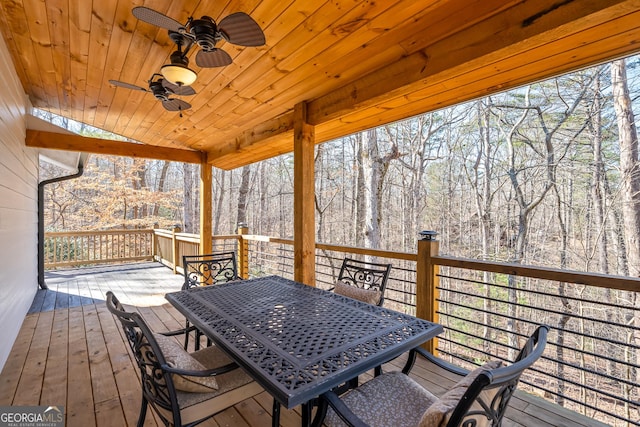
[272,399,280,427]
[301,402,311,427]
[310,398,328,427]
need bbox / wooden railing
[44,229,154,268]
[152,229,640,426]
[45,228,640,425]
[429,252,640,426]
[152,226,242,275]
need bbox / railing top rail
[212,234,242,241]
[243,234,286,243]
[173,232,200,243]
[316,242,416,261]
[241,234,416,261]
[153,229,173,238]
[433,255,640,293]
[46,229,154,237]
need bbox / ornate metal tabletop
[165,275,442,408]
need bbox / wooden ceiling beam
[306,0,634,127]
[25,130,203,164]
[207,112,294,167]
[203,0,637,169]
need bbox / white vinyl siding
[0,33,38,370]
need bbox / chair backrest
[106,291,181,426]
[182,252,238,290]
[446,325,549,427]
[337,258,392,306]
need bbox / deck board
[0,262,606,426]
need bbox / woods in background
[41,56,640,277]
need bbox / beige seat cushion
[334,280,382,305]
[324,371,439,427]
[150,337,263,425]
[154,333,221,392]
[175,358,263,425]
[419,360,503,427]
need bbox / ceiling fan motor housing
[190,16,220,51]
[169,50,189,66]
[149,81,169,101]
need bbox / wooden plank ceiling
[2,0,640,170]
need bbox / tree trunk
[355,134,366,249]
[153,161,170,217]
[237,166,251,227]
[213,170,226,235]
[183,163,195,233]
[359,128,400,251]
[474,100,495,349]
[612,59,640,276]
[611,57,640,405]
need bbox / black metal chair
[106,291,262,427]
[316,325,549,427]
[182,252,239,289]
[327,258,392,392]
[182,252,239,350]
[331,257,392,306]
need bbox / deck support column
[200,154,213,255]
[171,225,181,273]
[416,231,439,354]
[293,102,316,286]
[237,223,249,279]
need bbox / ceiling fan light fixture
[161,63,197,86]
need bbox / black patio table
[165,275,443,426]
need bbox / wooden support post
[152,223,159,262]
[416,231,440,354]
[237,224,249,279]
[200,155,213,255]
[293,102,316,286]
[171,225,181,274]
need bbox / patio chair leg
[137,395,148,427]
[272,399,280,427]
[195,330,201,351]
[183,322,190,350]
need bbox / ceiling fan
[109,74,195,116]
[132,6,265,85]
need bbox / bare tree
[611,58,640,411]
[357,128,400,251]
[237,165,251,227]
[153,161,171,217]
[501,80,587,358]
[183,163,195,233]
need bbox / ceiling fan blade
[132,6,183,33]
[218,12,265,47]
[162,99,192,112]
[162,79,196,96]
[196,49,232,68]
[109,79,148,92]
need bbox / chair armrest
[320,390,370,427]
[401,346,469,377]
[161,361,239,377]
[159,325,199,337]
[414,347,470,376]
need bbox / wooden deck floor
[0,262,606,427]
